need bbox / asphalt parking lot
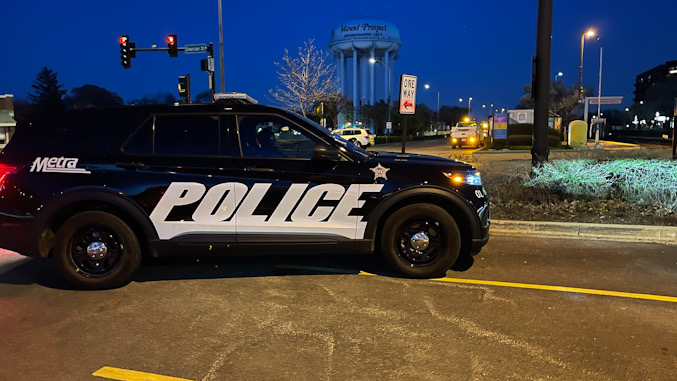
[1,235,675,380]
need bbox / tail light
[0,164,19,188]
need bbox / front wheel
[380,203,461,278]
[351,139,363,148]
[53,211,142,289]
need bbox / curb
[491,220,677,245]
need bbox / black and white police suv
[0,94,489,289]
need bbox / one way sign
[399,74,417,115]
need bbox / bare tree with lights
[269,39,340,118]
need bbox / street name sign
[587,96,622,105]
[399,74,417,114]
[185,44,207,54]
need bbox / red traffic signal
[167,34,178,57]
[120,35,131,69]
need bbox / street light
[577,28,596,117]
[369,57,392,130]
[424,84,440,130]
[554,71,563,82]
[468,97,472,116]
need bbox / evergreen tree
[28,67,66,111]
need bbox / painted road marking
[359,272,677,303]
[93,366,193,381]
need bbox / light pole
[468,97,472,117]
[424,84,440,130]
[577,29,595,117]
[554,72,563,82]
[369,57,392,131]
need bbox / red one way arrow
[403,100,413,109]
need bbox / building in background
[329,19,401,122]
[0,95,16,150]
[633,60,677,103]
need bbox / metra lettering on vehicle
[0,94,489,289]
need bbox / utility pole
[218,0,225,93]
[532,0,552,168]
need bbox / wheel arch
[33,189,158,258]
[365,186,480,255]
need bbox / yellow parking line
[93,366,193,381]
[358,271,677,303]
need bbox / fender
[364,185,481,243]
[33,188,159,257]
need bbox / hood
[366,151,475,170]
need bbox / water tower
[329,19,401,122]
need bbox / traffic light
[167,34,178,57]
[120,35,131,69]
[178,73,191,103]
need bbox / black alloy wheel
[54,211,141,289]
[380,203,461,278]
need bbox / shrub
[524,159,677,211]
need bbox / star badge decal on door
[370,163,390,180]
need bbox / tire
[53,211,142,289]
[352,139,363,148]
[380,203,461,278]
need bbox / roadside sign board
[385,121,392,131]
[587,96,622,105]
[399,74,417,114]
[185,44,207,54]
[493,113,508,140]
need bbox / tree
[269,39,340,117]
[64,84,124,108]
[193,90,213,104]
[28,67,66,112]
[517,82,592,118]
[316,93,351,130]
[439,105,467,127]
[360,100,390,134]
[128,92,177,105]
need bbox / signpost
[399,74,417,153]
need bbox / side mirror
[313,144,341,161]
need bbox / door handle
[115,161,146,169]
[244,167,274,172]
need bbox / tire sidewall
[53,211,141,289]
[380,203,461,278]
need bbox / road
[1,235,675,380]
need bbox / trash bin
[568,120,587,148]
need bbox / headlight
[443,171,482,185]
[469,137,475,142]
[452,138,457,142]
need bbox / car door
[225,112,379,253]
[115,113,239,253]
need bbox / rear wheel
[351,138,363,148]
[53,211,141,289]
[380,203,461,278]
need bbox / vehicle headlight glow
[443,171,482,185]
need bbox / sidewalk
[472,140,645,162]
[491,220,677,245]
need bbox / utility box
[568,120,587,148]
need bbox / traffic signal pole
[119,35,216,101]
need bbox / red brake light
[0,164,18,187]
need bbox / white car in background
[333,128,375,148]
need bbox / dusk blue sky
[2,0,676,117]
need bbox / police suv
[0,94,490,289]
